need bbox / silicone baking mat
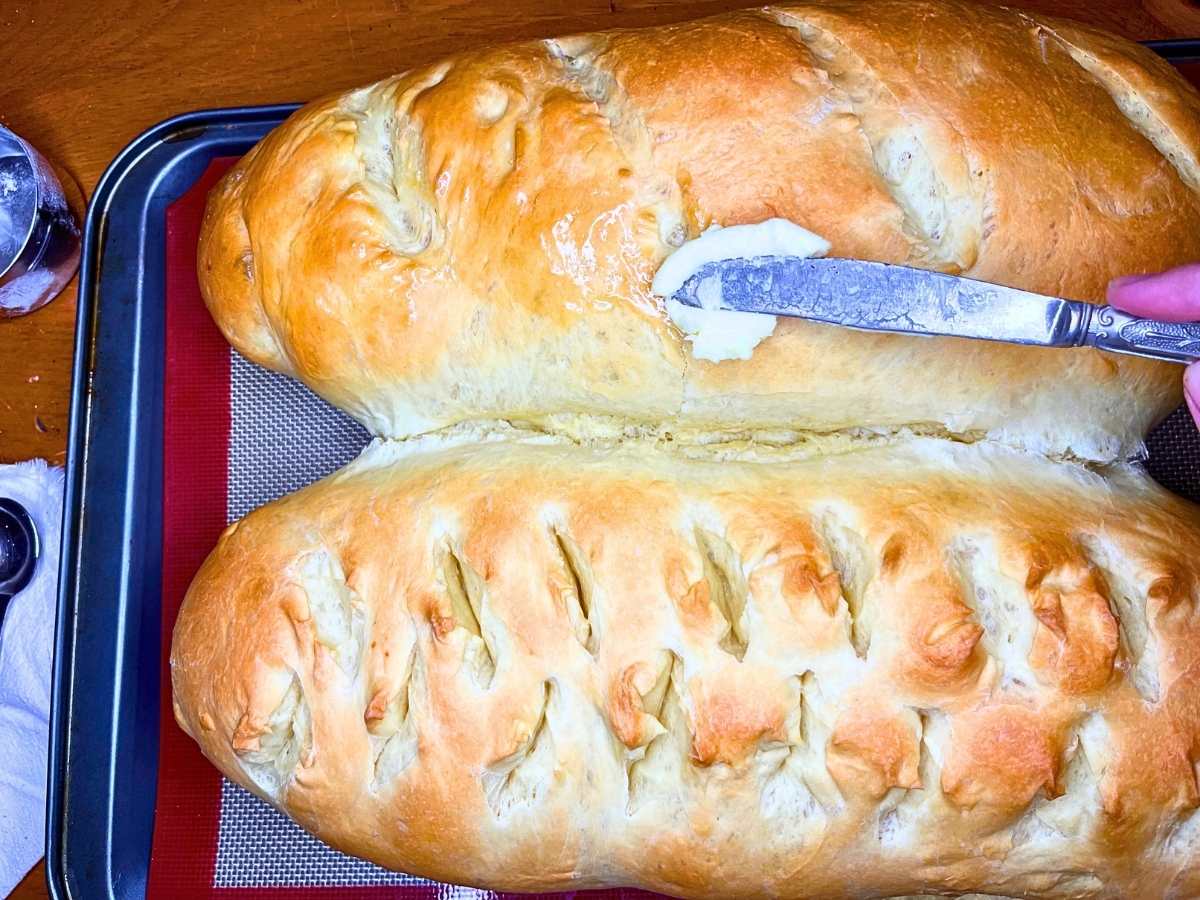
[146,158,1200,900]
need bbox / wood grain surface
[5,0,1200,897]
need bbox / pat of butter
[653,219,831,362]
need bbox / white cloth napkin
[0,460,63,897]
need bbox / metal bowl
[0,125,81,317]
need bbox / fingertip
[1107,273,1151,293]
[1106,272,1152,308]
[1184,365,1200,431]
[1186,361,1200,403]
[1106,264,1200,321]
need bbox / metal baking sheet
[50,104,297,900]
[47,38,1200,900]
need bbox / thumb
[1107,264,1200,322]
[1187,364,1200,427]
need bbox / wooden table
[5,0,1200,896]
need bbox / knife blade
[670,255,1200,365]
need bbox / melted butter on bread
[654,218,832,362]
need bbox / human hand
[1107,264,1200,427]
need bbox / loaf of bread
[199,0,1200,460]
[172,434,1200,898]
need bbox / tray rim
[44,34,1200,900]
[48,102,298,900]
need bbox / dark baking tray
[46,38,1200,900]
[49,104,297,900]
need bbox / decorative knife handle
[1083,305,1200,364]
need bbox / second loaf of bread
[199,0,1200,459]
[172,434,1200,898]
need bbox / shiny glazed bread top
[199,0,1200,460]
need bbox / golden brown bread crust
[184,2,1200,891]
[173,434,1200,898]
[198,0,1200,459]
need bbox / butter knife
[672,256,1200,364]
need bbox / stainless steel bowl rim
[0,124,49,285]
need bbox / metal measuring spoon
[0,498,39,624]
